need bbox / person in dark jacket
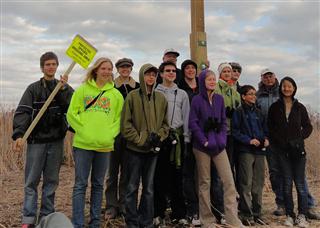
[268,77,312,228]
[232,85,269,226]
[12,52,73,228]
[104,57,139,219]
[178,59,201,226]
[189,69,243,228]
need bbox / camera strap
[170,89,178,126]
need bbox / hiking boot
[306,207,320,220]
[273,205,286,216]
[254,216,269,225]
[284,215,294,227]
[296,214,309,228]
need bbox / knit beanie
[218,63,232,75]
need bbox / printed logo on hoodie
[84,95,111,113]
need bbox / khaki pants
[193,149,242,228]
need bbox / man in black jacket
[12,52,73,228]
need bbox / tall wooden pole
[190,0,208,73]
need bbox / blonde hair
[84,57,113,83]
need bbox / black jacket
[12,78,74,144]
[267,98,312,150]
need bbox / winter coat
[256,80,279,119]
[121,64,170,153]
[268,98,312,151]
[12,78,73,144]
[189,70,227,156]
[67,79,123,152]
[155,83,190,143]
[232,103,268,155]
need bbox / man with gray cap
[257,68,319,220]
[157,48,182,84]
[104,57,139,219]
[229,62,242,93]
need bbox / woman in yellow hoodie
[67,57,124,228]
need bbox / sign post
[22,35,97,142]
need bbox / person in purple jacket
[189,69,243,228]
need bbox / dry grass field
[1,108,320,228]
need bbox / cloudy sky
[1,0,319,111]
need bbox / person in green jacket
[67,57,124,228]
[121,63,169,228]
[215,62,241,179]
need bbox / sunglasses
[164,69,176,73]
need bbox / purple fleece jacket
[189,69,227,156]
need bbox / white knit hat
[218,62,232,75]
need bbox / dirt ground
[1,165,320,228]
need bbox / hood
[181,59,197,78]
[198,69,210,100]
[87,79,114,91]
[139,63,158,96]
[156,83,178,94]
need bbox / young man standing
[154,61,190,225]
[121,63,169,228]
[12,52,73,228]
[157,48,182,84]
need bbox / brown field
[1,108,320,228]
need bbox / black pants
[154,137,186,220]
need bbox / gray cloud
[1,1,319,112]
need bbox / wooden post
[190,0,208,74]
[22,61,76,142]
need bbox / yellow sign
[66,34,97,69]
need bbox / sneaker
[254,216,269,225]
[191,214,201,226]
[178,218,189,226]
[220,216,227,225]
[274,205,286,216]
[307,208,320,220]
[153,216,163,227]
[296,214,309,228]
[284,215,294,227]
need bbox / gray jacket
[256,80,279,118]
[155,83,190,143]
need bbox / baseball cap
[261,68,274,76]
[163,48,180,57]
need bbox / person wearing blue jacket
[232,85,269,226]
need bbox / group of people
[12,49,319,228]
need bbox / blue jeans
[72,148,110,228]
[125,149,158,228]
[278,151,308,217]
[267,145,315,209]
[22,140,63,225]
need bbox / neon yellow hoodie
[67,79,124,152]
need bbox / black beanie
[181,59,197,77]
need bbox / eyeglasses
[164,69,176,73]
[145,72,157,77]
